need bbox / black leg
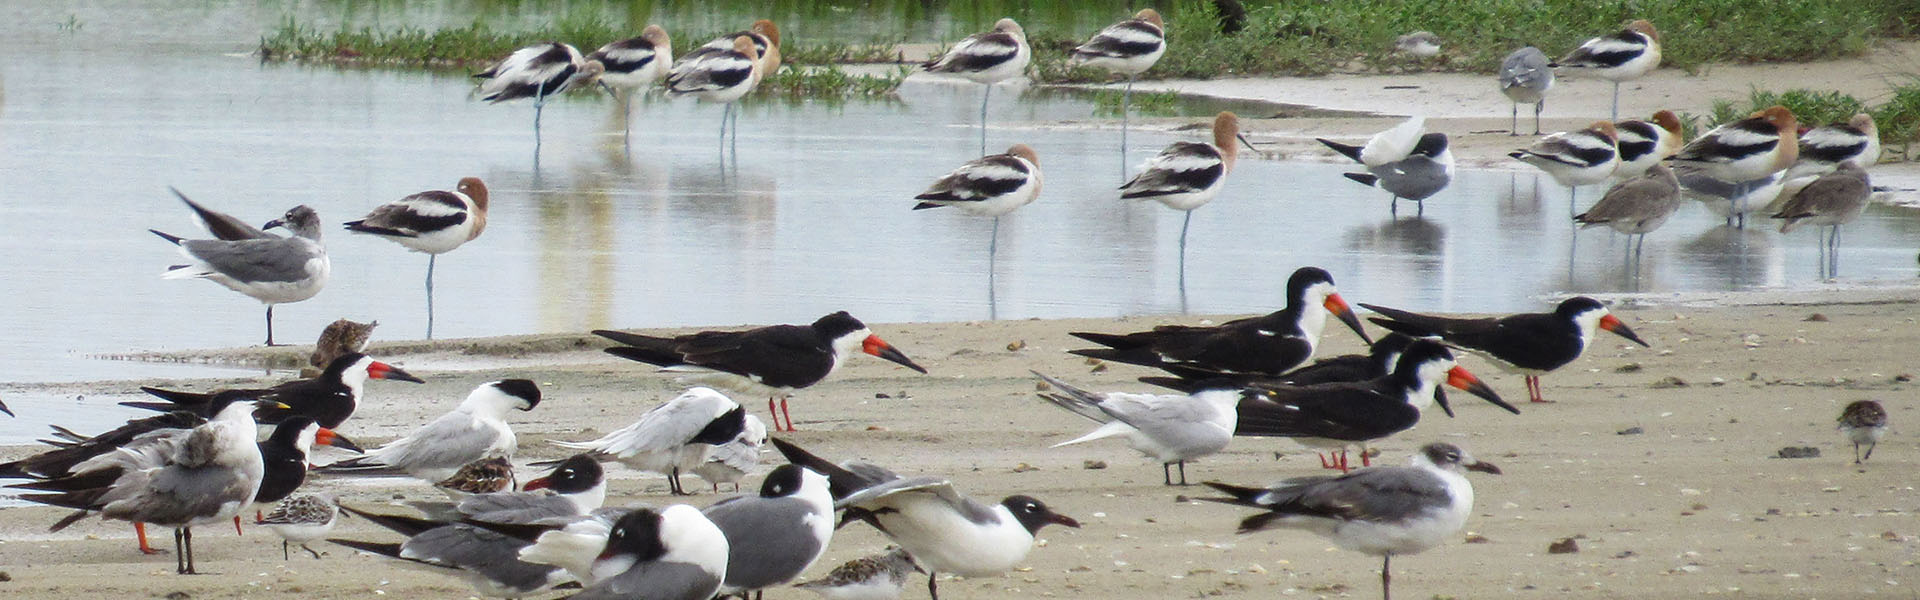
[1864,442,1876,461]
[1381,554,1391,600]
[929,571,940,600]
[669,467,687,496]
[1178,461,1190,486]
[175,528,186,574]
[303,543,321,560]
[264,305,276,346]
[283,540,291,561]
[184,527,196,574]
[1163,462,1173,486]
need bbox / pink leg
[780,397,796,431]
[1529,376,1553,403]
[1318,452,1338,470]
[766,398,783,431]
[1360,448,1372,467]
[1337,450,1351,474]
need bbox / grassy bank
[1698,83,1920,153]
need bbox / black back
[256,417,318,503]
[692,406,748,446]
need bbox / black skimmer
[0,397,10,417]
[1512,121,1619,211]
[1032,371,1253,485]
[668,36,764,152]
[127,352,424,429]
[434,456,518,497]
[924,18,1031,154]
[1669,105,1799,183]
[592,311,928,432]
[693,414,768,493]
[1552,19,1661,120]
[1771,162,1872,275]
[793,546,922,600]
[1788,113,1881,179]
[1318,117,1454,215]
[475,41,607,142]
[1069,266,1372,377]
[1361,296,1650,403]
[1499,47,1553,136]
[1121,111,1256,253]
[255,416,360,521]
[567,505,731,600]
[259,492,341,560]
[319,379,541,483]
[344,177,489,339]
[773,439,1079,600]
[1202,442,1501,600]
[1234,340,1517,472]
[1839,400,1888,464]
[11,396,280,574]
[914,143,1043,256]
[1070,9,1166,173]
[1676,166,1783,229]
[1135,332,1437,399]
[1575,163,1681,257]
[1614,110,1685,178]
[549,386,748,495]
[589,24,673,144]
[702,464,836,597]
[152,200,329,346]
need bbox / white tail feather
[1361,116,1425,167]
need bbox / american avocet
[1031,372,1250,486]
[1552,19,1661,120]
[589,25,673,145]
[667,36,763,151]
[1669,105,1799,183]
[1071,9,1166,174]
[151,196,329,346]
[1771,162,1871,275]
[475,42,607,142]
[1499,46,1553,135]
[925,18,1032,154]
[344,177,489,339]
[913,144,1042,256]
[1613,110,1684,178]
[1676,166,1782,229]
[1839,400,1887,464]
[1363,296,1650,403]
[1509,121,1619,213]
[700,19,783,84]
[1121,111,1254,254]
[1575,163,1681,258]
[1786,113,1880,180]
[1318,117,1454,215]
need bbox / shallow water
[2,2,1919,393]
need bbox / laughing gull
[475,42,607,142]
[773,439,1080,600]
[11,396,280,573]
[571,505,732,600]
[702,464,836,598]
[1839,400,1888,464]
[1069,9,1166,174]
[320,379,542,482]
[593,312,928,432]
[550,386,748,495]
[1031,371,1252,485]
[151,198,330,346]
[259,492,342,560]
[923,18,1031,154]
[588,24,673,144]
[1120,111,1258,255]
[344,177,489,339]
[1202,442,1501,600]
[793,546,922,600]
[913,144,1043,256]
[129,352,423,429]
[1551,20,1662,120]
[1071,267,1372,377]
[1362,297,1650,403]
[694,414,769,493]
[1788,113,1881,179]
[1498,47,1552,135]
[1318,117,1455,215]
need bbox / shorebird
[1511,121,1619,212]
[1138,333,1431,395]
[128,352,423,429]
[1318,117,1454,215]
[700,19,783,84]
[1771,162,1872,276]
[475,42,607,143]
[1070,9,1166,174]
[1838,400,1888,464]
[1675,165,1783,229]
[1786,113,1880,180]
[1202,442,1501,600]
[667,36,764,152]
[1552,19,1661,120]
[1122,111,1257,254]
[319,379,541,483]
[259,492,341,560]
[924,18,1032,154]
[1499,47,1552,135]
[1614,110,1685,178]
[773,439,1079,600]
[433,456,518,497]
[693,414,768,493]
[1394,32,1442,57]
[592,311,928,432]
[306,318,376,377]
[793,546,922,600]
[1575,163,1682,258]
[345,177,489,339]
[1362,296,1650,403]
[913,143,1042,257]
[702,464,837,598]
[152,198,329,346]
[548,386,748,495]
[1031,372,1253,485]
[568,506,731,600]
[589,24,674,144]
[1669,105,1799,183]
[1070,266,1372,377]
[253,416,359,519]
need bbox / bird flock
[0,11,1904,600]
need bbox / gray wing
[1032,372,1116,424]
[1499,47,1550,89]
[1270,468,1453,523]
[836,476,998,525]
[458,491,581,524]
[402,524,561,594]
[1374,157,1451,200]
[172,188,274,241]
[703,497,825,589]
[1098,393,1214,438]
[367,414,506,474]
[554,395,726,458]
[102,461,251,526]
[179,237,319,283]
[573,560,721,600]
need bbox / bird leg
[282,539,291,561]
[1533,100,1544,135]
[780,396,796,432]
[1510,103,1518,136]
[1177,460,1190,486]
[135,523,165,555]
[669,467,689,496]
[979,85,991,156]
[1122,75,1134,178]
[1610,81,1621,122]
[426,254,437,340]
[766,397,782,432]
[1163,462,1173,486]
[1360,449,1372,467]
[1863,441,1876,462]
[233,514,243,535]
[1854,442,1864,464]
[1527,376,1552,403]
[929,571,941,600]
[302,543,321,560]
[264,305,278,346]
[175,527,187,574]
[1381,554,1392,600]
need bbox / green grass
[1085,89,1179,118]
[1703,84,1920,153]
[759,65,909,98]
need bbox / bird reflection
[1343,216,1446,256]
[1680,225,1776,288]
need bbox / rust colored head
[1626,19,1658,41]
[1135,9,1164,29]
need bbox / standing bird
[667,36,764,152]
[913,144,1042,258]
[1613,110,1685,178]
[1771,162,1872,276]
[549,387,748,496]
[128,352,423,430]
[258,492,342,560]
[589,24,674,145]
[1202,442,1501,600]
[1552,20,1662,120]
[1031,372,1255,485]
[1070,266,1372,378]
[592,312,928,432]
[924,18,1032,155]
[1499,46,1553,135]
[1668,106,1800,183]
[793,546,922,600]
[1361,296,1650,403]
[1122,111,1257,255]
[319,379,542,483]
[1070,9,1166,175]
[345,177,489,340]
[1786,113,1881,180]
[1838,400,1888,464]
[253,416,360,524]
[1511,121,1619,212]
[700,19,784,84]
[1675,166,1783,229]
[693,414,768,493]
[701,464,837,598]
[475,42,607,143]
[1318,117,1454,215]
[151,200,329,346]
[1575,163,1682,258]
